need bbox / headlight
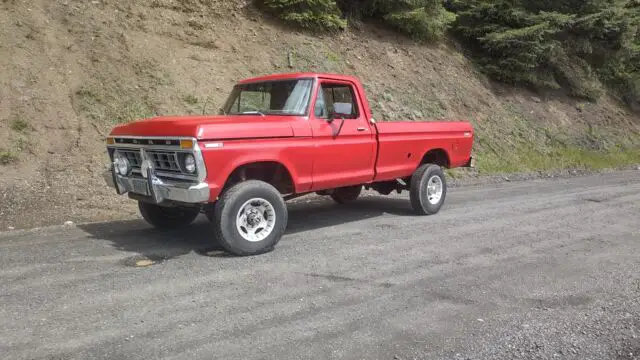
[113,151,131,176]
[184,154,196,173]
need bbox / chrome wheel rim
[236,198,276,242]
[426,175,443,205]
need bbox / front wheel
[138,202,200,229]
[213,180,288,256]
[409,163,447,215]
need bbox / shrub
[10,118,29,132]
[0,151,18,165]
[258,0,455,41]
[384,3,457,42]
[259,0,347,31]
[341,0,456,41]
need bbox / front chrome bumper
[103,166,210,204]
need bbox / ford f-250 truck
[103,72,474,256]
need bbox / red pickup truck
[104,72,474,256]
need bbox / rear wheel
[213,180,288,256]
[138,202,200,229]
[409,163,447,215]
[330,185,362,204]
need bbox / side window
[315,82,359,119]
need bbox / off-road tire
[330,185,362,204]
[138,202,200,229]
[213,180,288,256]
[409,163,447,215]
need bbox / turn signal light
[180,139,194,149]
[106,137,115,145]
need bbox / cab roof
[237,72,361,84]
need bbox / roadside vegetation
[259,0,457,41]
[259,0,640,173]
[258,0,640,111]
[0,151,18,165]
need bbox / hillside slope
[1,0,639,230]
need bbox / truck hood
[108,115,295,140]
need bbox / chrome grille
[147,151,181,173]
[119,149,142,168]
[111,146,198,181]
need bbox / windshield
[221,78,314,116]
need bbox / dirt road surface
[1,171,639,360]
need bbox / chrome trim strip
[145,149,194,154]
[156,171,199,181]
[128,169,198,181]
[108,144,183,151]
[193,141,207,183]
[108,135,195,140]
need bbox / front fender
[200,140,310,201]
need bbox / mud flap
[462,156,476,168]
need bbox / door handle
[357,127,367,132]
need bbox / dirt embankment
[1,0,639,230]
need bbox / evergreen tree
[452,0,639,106]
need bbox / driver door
[309,79,376,190]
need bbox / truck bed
[373,121,474,181]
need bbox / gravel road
[1,170,639,360]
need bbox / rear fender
[420,148,451,169]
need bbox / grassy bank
[472,146,640,175]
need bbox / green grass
[183,94,198,105]
[112,102,155,124]
[15,137,29,152]
[445,146,639,179]
[74,87,155,124]
[0,150,18,165]
[458,100,640,175]
[326,51,341,63]
[475,146,640,174]
[10,118,29,132]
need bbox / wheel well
[421,149,450,168]
[224,162,295,195]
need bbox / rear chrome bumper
[103,166,210,204]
